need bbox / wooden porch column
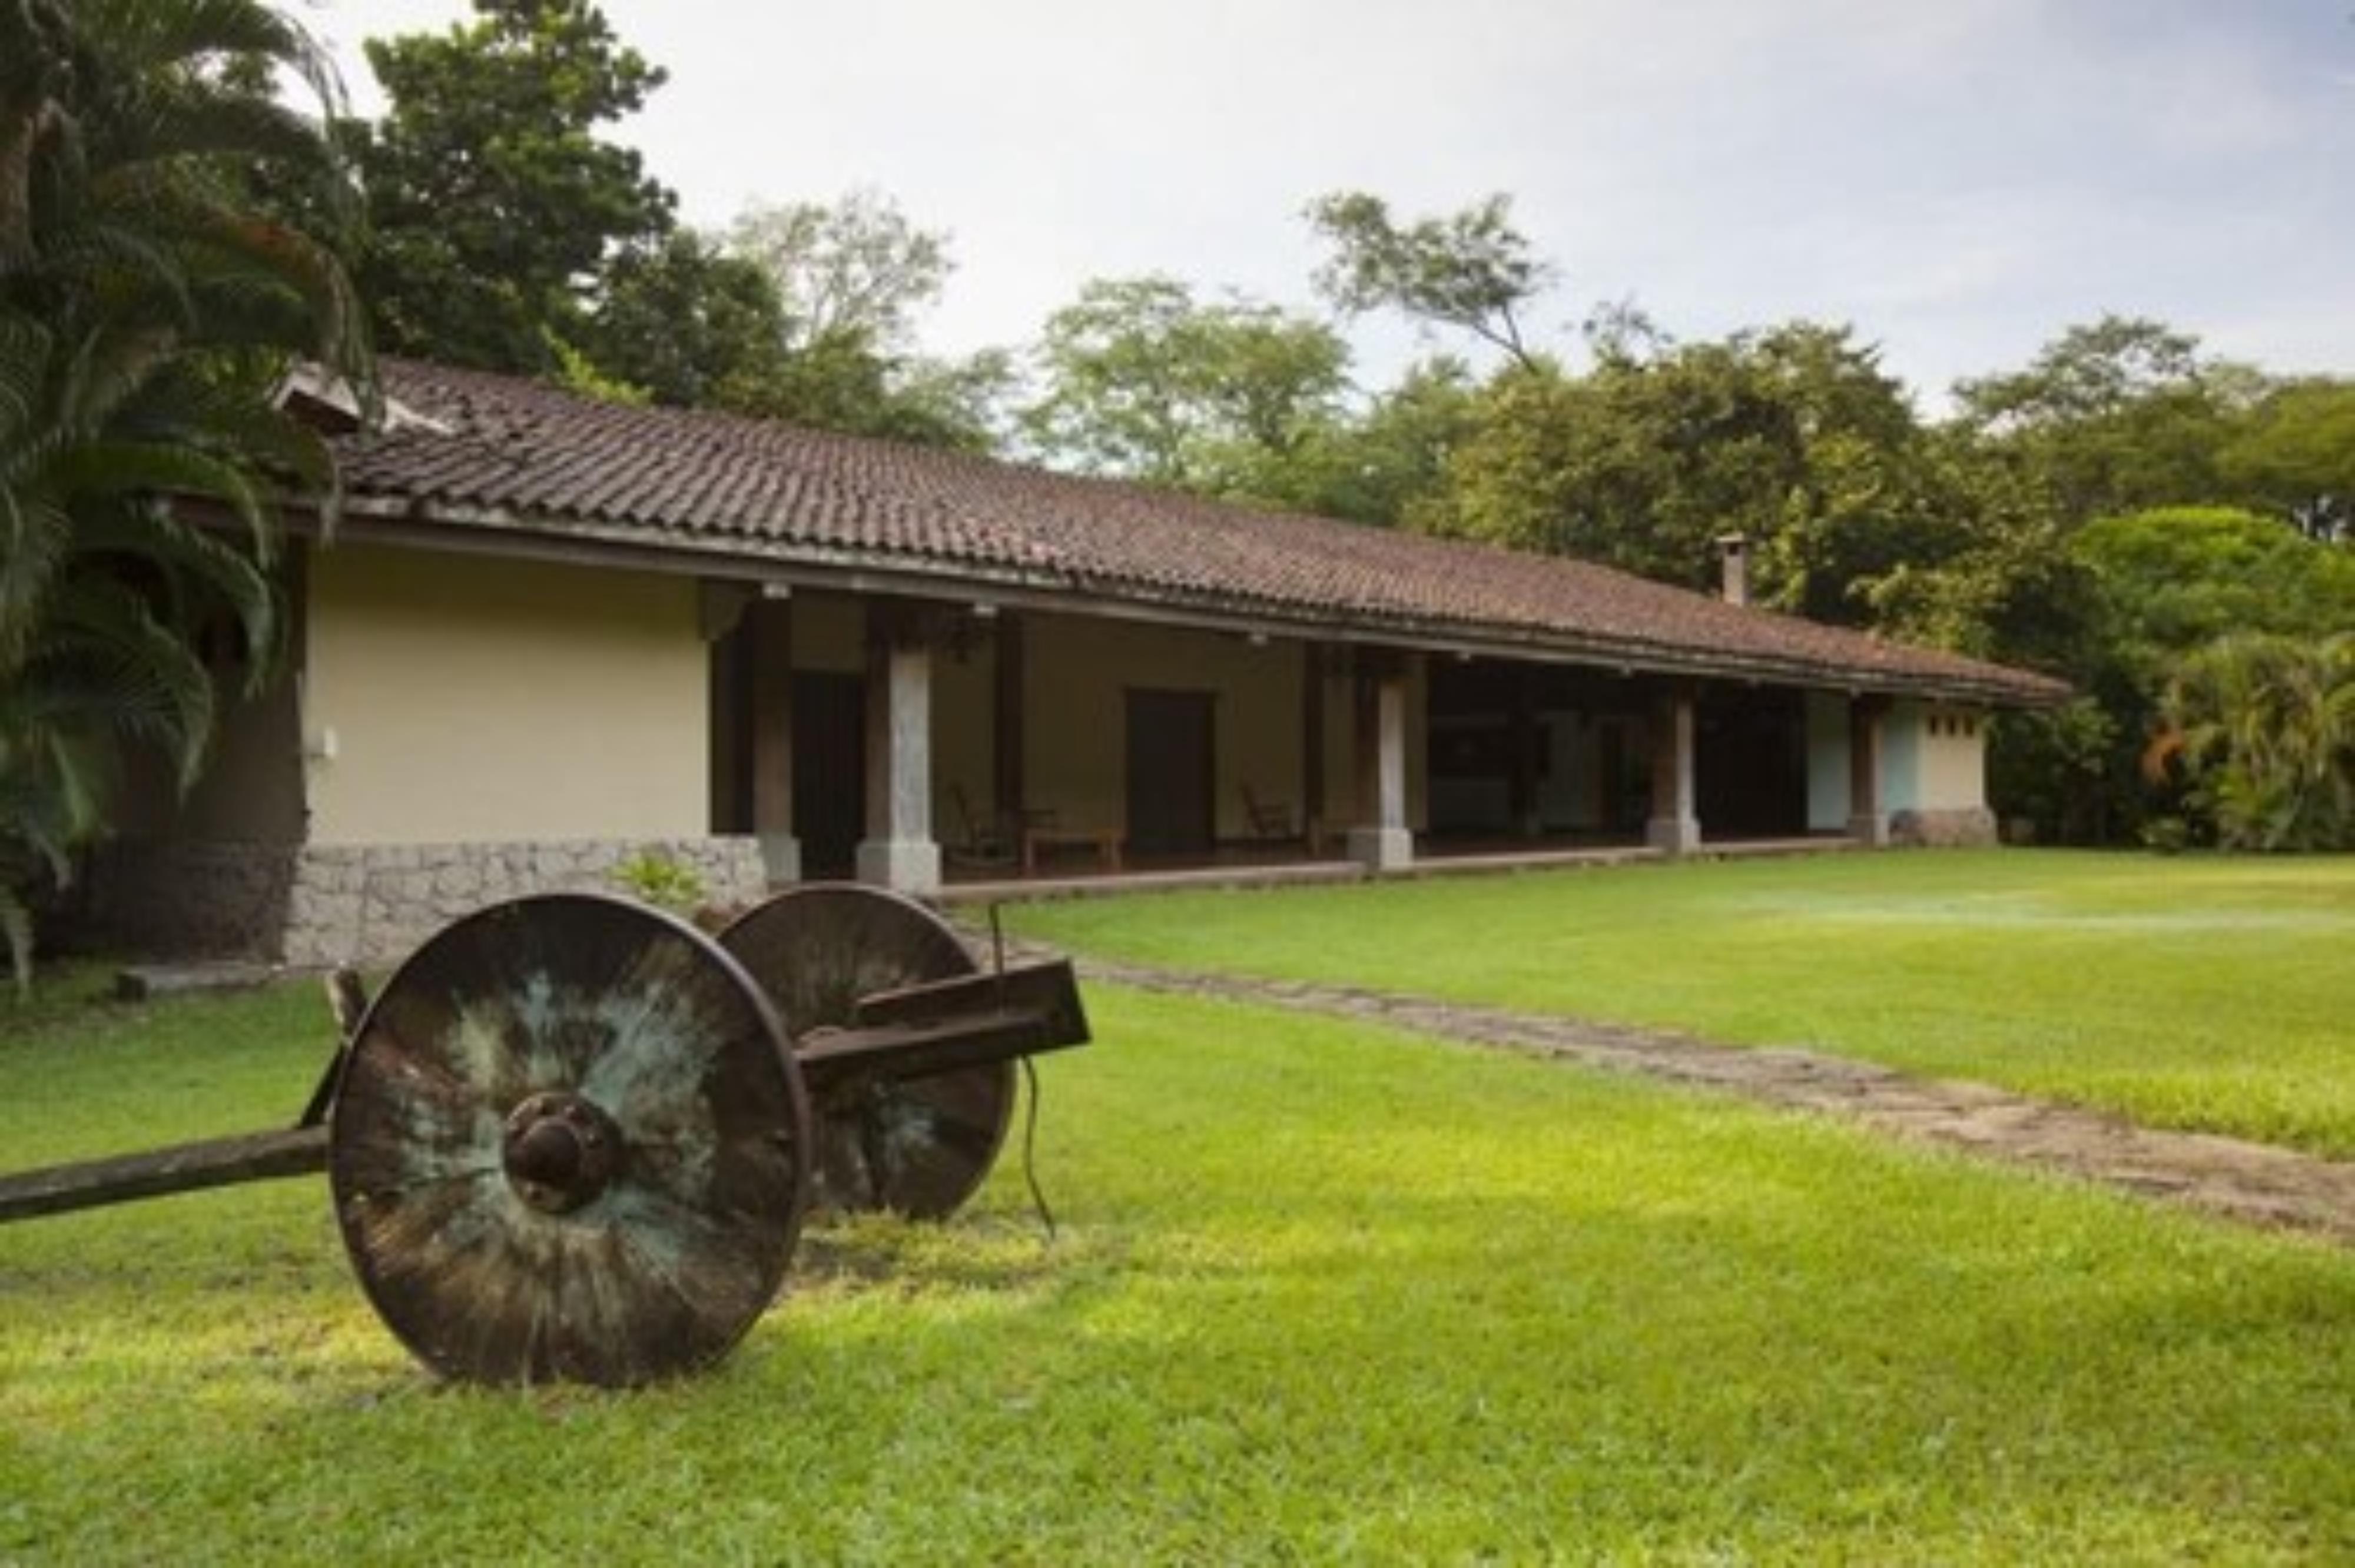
[1508,663,1541,839]
[1646,685,1701,854]
[1348,653,1414,871]
[1301,643,1326,853]
[1848,696,1889,846]
[993,612,1026,830]
[748,597,800,883]
[855,602,940,895]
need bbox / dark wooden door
[707,620,754,833]
[792,670,864,876]
[1697,688,1806,837]
[1126,689,1215,855]
[1597,719,1628,833]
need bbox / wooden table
[1021,826,1124,875]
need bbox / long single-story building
[94,360,2067,962]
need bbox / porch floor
[934,832,1858,906]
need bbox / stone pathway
[1063,952,2355,1246]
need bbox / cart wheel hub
[502,1092,620,1214]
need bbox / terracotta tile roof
[333,359,2068,705]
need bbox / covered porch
[705,588,1929,899]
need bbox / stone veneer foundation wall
[90,837,770,965]
[1890,807,1998,848]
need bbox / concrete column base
[856,838,941,896]
[1847,812,1890,848]
[757,833,802,885]
[1348,825,1415,872]
[1646,816,1701,855]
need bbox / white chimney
[1717,534,1750,607]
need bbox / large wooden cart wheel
[720,885,1015,1221]
[329,895,810,1386]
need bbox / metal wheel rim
[329,893,809,1386]
[719,884,1015,1220]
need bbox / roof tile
[333,360,2067,703]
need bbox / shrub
[612,851,705,913]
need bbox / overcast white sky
[307,1,2355,408]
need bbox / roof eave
[312,493,2068,708]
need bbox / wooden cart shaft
[0,1125,329,1224]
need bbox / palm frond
[0,879,31,995]
[56,318,181,432]
[195,213,370,371]
[0,304,53,438]
[0,481,70,657]
[37,573,217,785]
[84,0,313,79]
[47,434,267,557]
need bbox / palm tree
[2151,632,2355,851]
[1,0,372,986]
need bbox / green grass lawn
[2,969,2350,1562]
[1007,849,2355,1157]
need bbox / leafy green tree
[725,191,950,362]
[1866,437,2091,663]
[1421,323,1947,621]
[2074,506,2355,672]
[738,329,1011,452]
[715,192,1007,450]
[1306,356,1484,527]
[2076,507,2355,845]
[1021,275,1351,499]
[2220,378,2355,543]
[2152,633,2355,851]
[1,0,370,984]
[857,347,1016,454]
[1918,506,2355,848]
[1306,191,1555,371]
[353,10,1006,446]
[351,0,673,374]
[1952,317,2254,527]
[581,230,794,409]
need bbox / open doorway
[792,671,865,876]
[1696,686,1807,837]
[1125,688,1215,855]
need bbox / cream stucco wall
[1882,700,1988,814]
[303,544,711,844]
[1023,613,1307,838]
[1918,706,1990,812]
